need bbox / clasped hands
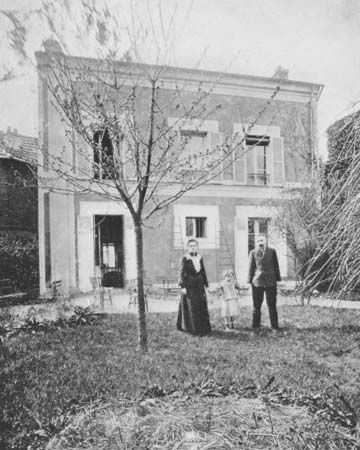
[181,287,212,295]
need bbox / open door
[94,215,124,287]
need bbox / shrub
[0,230,38,293]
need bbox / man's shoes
[271,327,282,333]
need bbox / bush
[0,231,38,293]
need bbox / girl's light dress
[217,280,241,318]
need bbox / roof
[0,130,38,165]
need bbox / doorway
[94,215,124,287]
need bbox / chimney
[273,66,289,80]
[43,39,63,54]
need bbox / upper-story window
[245,135,270,186]
[180,130,208,171]
[93,128,114,180]
[232,124,284,187]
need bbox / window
[248,217,270,253]
[180,130,208,171]
[246,135,270,186]
[93,128,114,179]
[186,217,207,238]
[173,204,218,249]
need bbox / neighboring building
[0,128,38,233]
[327,109,360,163]
[36,49,323,295]
[324,108,359,221]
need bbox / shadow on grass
[210,327,256,341]
[293,324,360,334]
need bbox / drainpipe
[309,87,318,177]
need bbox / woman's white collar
[185,252,201,260]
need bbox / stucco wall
[142,194,287,285]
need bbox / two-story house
[36,47,323,295]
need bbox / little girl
[213,269,242,331]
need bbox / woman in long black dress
[176,239,212,336]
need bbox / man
[247,234,281,331]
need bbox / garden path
[4,285,360,323]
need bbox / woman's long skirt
[176,278,211,336]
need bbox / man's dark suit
[247,247,281,329]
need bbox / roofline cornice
[35,51,324,102]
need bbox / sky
[1,0,360,158]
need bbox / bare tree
[310,111,360,299]
[272,110,360,302]
[268,180,327,303]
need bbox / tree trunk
[134,222,148,352]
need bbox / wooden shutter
[123,137,136,180]
[271,137,284,186]
[235,214,249,283]
[234,132,246,184]
[167,129,181,181]
[222,135,233,181]
[74,132,92,178]
[209,132,221,181]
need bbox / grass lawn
[1,303,360,449]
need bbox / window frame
[245,134,270,186]
[232,123,283,187]
[247,217,270,253]
[179,129,209,173]
[173,204,219,250]
[93,128,114,180]
[185,216,207,239]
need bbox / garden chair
[89,274,113,310]
[127,278,150,312]
[158,277,181,300]
[51,280,65,301]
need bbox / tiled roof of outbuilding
[0,129,38,165]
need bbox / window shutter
[271,137,284,186]
[173,215,184,249]
[74,132,92,178]
[123,137,136,180]
[234,132,246,184]
[235,214,249,282]
[209,132,222,181]
[167,129,181,181]
[222,135,233,181]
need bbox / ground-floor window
[248,217,270,253]
[173,204,219,250]
[185,217,207,238]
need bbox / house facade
[36,49,323,294]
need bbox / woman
[176,239,212,336]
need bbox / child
[213,269,242,331]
